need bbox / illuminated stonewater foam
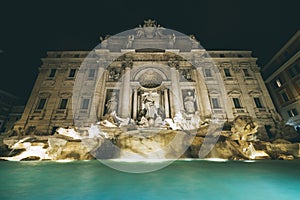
[72,19,226,173]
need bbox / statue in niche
[106,92,118,115]
[126,35,134,48]
[184,91,196,114]
[143,92,158,119]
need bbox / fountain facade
[2,20,299,164]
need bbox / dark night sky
[0,0,299,104]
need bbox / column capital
[121,58,133,70]
[168,58,179,69]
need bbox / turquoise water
[0,160,300,200]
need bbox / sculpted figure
[135,25,144,38]
[168,34,176,48]
[106,93,118,114]
[126,35,134,48]
[184,91,196,113]
[144,93,158,119]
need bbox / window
[81,99,90,109]
[253,97,263,108]
[281,92,289,102]
[59,99,68,109]
[74,54,79,58]
[36,98,46,110]
[204,69,212,77]
[242,69,251,77]
[211,98,220,108]
[288,67,297,77]
[68,69,77,78]
[287,109,298,117]
[232,98,242,108]
[273,78,282,88]
[224,68,231,77]
[49,69,57,78]
[88,69,96,79]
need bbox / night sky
[0,0,299,104]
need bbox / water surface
[0,160,300,200]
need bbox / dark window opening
[36,98,46,110]
[243,69,251,77]
[281,92,289,102]
[224,68,231,77]
[254,97,263,108]
[49,69,57,78]
[69,69,76,78]
[59,99,68,109]
[233,98,242,108]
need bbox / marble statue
[189,34,200,48]
[106,93,118,114]
[126,35,134,48]
[138,116,149,127]
[168,34,176,48]
[100,35,110,48]
[144,93,158,119]
[135,25,145,38]
[184,91,196,113]
[155,25,165,38]
[134,19,166,39]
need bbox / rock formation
[0,116,299,161]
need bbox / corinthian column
[121,59,132,118]
[169,59,181,116]
[164,89,170,118]
[133,88,138,120]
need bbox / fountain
[1,114,300,161]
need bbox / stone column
[164,89,170,118]
[169,62,181,116]
[195,67,212,118]
[121,66,131,118]
[213,65,234,120]
[133,88,138,120]
[232,63,256,118]
[95,66,106,120]
[253,66,276,111]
